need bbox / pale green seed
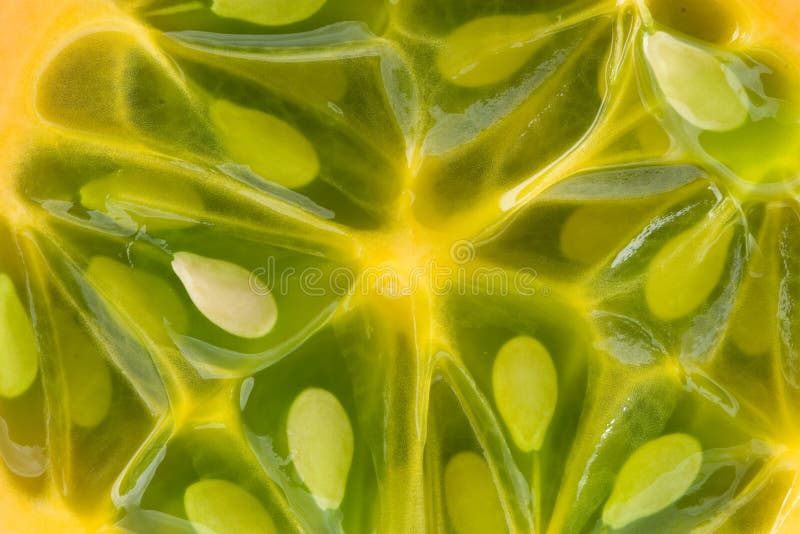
[730,251,772,355]
[644,31,749,132]
[0,274,38,398]
[603,433,702,529]
[730,285,770,355]
[209,99,319,189]
[86,256,188,345]
[286,388,353,510]
[80,169,204,231]
[66,352,111,428]
[184,479,278,534]
[171,252,277,339]
[437,14,548,88]
[211,0,326,26]
[60,322,112,428]
[444,452,507,534]
[492,335,557,452]
[645,216,735,321]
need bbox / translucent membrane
[492,335,557,451]
[0,274,38,398]
[443,452,507,534]
[172,252,277,339]
[644,31,749,132]
[184,478,278,534]
[603,433,702,529]
[209,99,319,189]
[437,14,548,88]
[80,169,204,231]
[286,388,353,510]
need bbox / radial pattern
[1,0,800,532]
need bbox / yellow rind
[742,0,800,61]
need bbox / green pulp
[3,0,800,532]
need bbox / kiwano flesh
[1,0,800,532]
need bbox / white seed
[171,252,277,339]
[492,335,557,451]
[0,274,38,398]
[286,388,353,510]
[444,452,507,534]
[184,478,277,534]
[644,31,749,132]
[603,433,702,529]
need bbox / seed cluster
[1,0,799,532]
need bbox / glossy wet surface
[1,0,800,532]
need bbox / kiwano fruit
[1,0,800,532]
